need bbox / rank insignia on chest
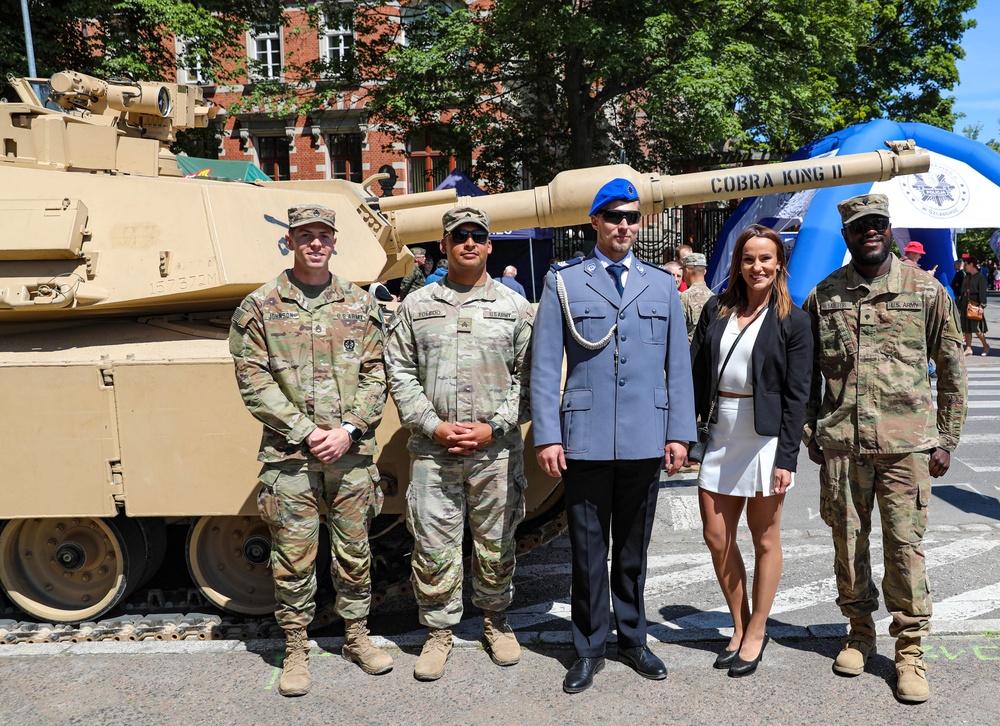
[344,339,356,352]
[458,316,473,333]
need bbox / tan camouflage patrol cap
[443,206,490,234]
[288,203,337,231]
[683,252,707,268]
[411,247,427,257]
[837,194,889,225]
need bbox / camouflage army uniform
[679,281,715,341]
[803,255,967,642]
[230,270,386,629]
[384,277,533,628]
[398,265,427,300]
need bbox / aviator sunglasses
[449,228,490,244]
[600,210,642,225]
[846,216,889,235]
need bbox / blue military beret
[589,178,639,216]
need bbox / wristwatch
[341,423,364,443]
[489,422,505,441]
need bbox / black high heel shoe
[728,633,769,677]
[713,646,739,669]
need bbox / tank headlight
[157,86,172,117]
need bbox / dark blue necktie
[607,263,625,297]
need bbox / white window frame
[176,37,209,85]
[249,26,283,81]
[320,22,353,66]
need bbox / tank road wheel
[0,516,144,623]
[186,516,276,616]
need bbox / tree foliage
[1,0,283,98]
[339,0,977,188]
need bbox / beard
[850,233,891,267]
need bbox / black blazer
[690,296,813,471]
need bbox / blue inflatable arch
[708,120,1000,305]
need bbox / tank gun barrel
[390,141,929,245]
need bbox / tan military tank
[0,71,929,636]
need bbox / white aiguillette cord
[554,270,616,350]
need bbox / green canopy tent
[175,156,271,182]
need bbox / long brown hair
[716,224,792,320]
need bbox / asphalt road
[3,295,1000,724]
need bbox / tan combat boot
[342,618,394,675]
[483,610,521,666]
[833,616,876,676]
[413,628,453,681]
[895,638,929,703]
[278,627,311,697]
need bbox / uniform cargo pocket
[570,301,608,341]
[561,389,593,454]
[256,468,283,528]
[637,301,669,344]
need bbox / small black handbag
[688,305,766,464]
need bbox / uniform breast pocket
[637,301,669,344]
[569,301,609,341]
[560,389,593,454]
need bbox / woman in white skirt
[689,225,813,677]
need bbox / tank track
[0,506,567,645]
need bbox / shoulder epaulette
[551,257,586,272]
[638,259,669,275]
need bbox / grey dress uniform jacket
[531,254,697,458]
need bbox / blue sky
[952,4,999,137]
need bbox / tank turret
[0,72,929,630]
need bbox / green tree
[335,0,976,188]
[962,121,1000,153]
[1,1,283,97]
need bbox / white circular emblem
[898,161,970,220]
[587,263,596,272]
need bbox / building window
[177,38,209,85]
[407,127,471,193]
[252,27,282,80]
[322,24,353,64]
[256,136,290,180]
[329,134,363,183]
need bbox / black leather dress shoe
[619,645,668,680]
[713,647,739,669]
[728,633,769,678]
[563,656,605,693]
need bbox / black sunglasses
[600,210,642,225]
[449,228,490,244]
[846,216,889,235]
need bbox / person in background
[663,261,683,290]
[497,265,527,297]
[679,252,714,341]
[398,247,427,300]
[900,241,925,269]
[959,255,990,357]
[675,244,693,291]
[690,225,812,678]
[950,258,966,300]
[425,259,449,285]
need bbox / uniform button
[619,312,626,320]
[618,379,626,386]
[585,308,590,314]
[620,357,627,364]
[620,335,627,341]
[652,308,657,313]
[465,386,473,392]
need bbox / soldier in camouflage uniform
[385,206,534,681]
[679,252,714,341]
[398,247,427,299]
[803,194,967,704]
[229,204,393,696]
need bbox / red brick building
[180,4,470,197]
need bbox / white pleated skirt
[697,396,792,498]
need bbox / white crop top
[717,309,767,395]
